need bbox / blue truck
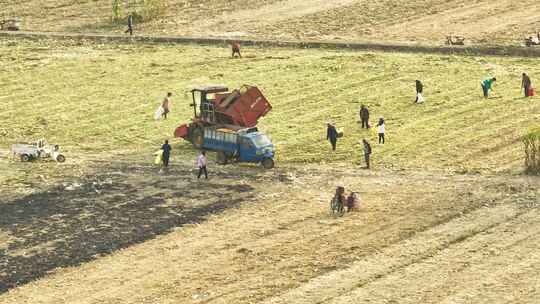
[175,85,275,169]
[201,126,275,169]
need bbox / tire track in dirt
[260,202,524,304]
[325,208,540,303]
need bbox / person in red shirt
[231,41,242,58]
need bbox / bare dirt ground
[1,158,539,303]
[2,0,540,45]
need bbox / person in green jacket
[481,77,496,98]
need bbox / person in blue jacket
[327,123,338,151]
[161,140,172,169]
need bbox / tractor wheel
[20,154,30,162]
[262,158,274,169]
[56,154,66,163]
[216,151,228,165]
[191,127,204,149]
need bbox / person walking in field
[197,151,208,179]
[125,14,134,36]
[161,139,172,172]
[359,104,370,129]
[162,140,172,167]
[362,138,372,169]
[231,41,242,58]
[377,118,385,144]
[522,73,532,97]
[481,77,496,98]
[327,123,338,151]
[162,92,172,119]
[415,80,424,103]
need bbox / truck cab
[238,131,275,168]
[202,127,275,169]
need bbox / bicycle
[330,196,345,216]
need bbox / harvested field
[1,39,539,186]
[1,38,540,303]
[2,0,540,45]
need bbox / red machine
[175,85,272,148]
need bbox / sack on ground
[529,87,535,97]
[416,93,425,103]
[154,105,164,120]
[336,128,344,138]
[154,150,163,165]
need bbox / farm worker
[415,80,424,103]
[162,140,172,169]
[522,73,532,97]
[162,92,172,119]
[359,104,370,129]
[231,41,241,58]
[125,14,133,36]
[362,138,372,169]
[377,117,385,144]
[197,151,208,179]
[481,77,496,98]
[346,192,360,212]
[327,123,338,151]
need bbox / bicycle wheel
[330,197,337,214]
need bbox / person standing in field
[162,92,172,119]
[415,80,424,103]
[327,123,338,151]
[161,140,172,171]
[359,104,370,129]
[481,77,496,98]
[197,151,208,179]
[125,14,133,36]
[231,41,242,58]
[522,73,532,97]
[377,118,385,144]
[346,192,360,212]
[362,138,372,169]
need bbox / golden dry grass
[1,38,539,183]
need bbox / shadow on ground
[0,162,259,293]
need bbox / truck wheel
[262,158,274,169]
[191,127,204,149]
[216,151,228,165]
[20,154,30,162]
[56,154,66,163]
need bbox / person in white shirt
[377,117,385,144]
[197,151,208,179]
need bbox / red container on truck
[174,85,272,147]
